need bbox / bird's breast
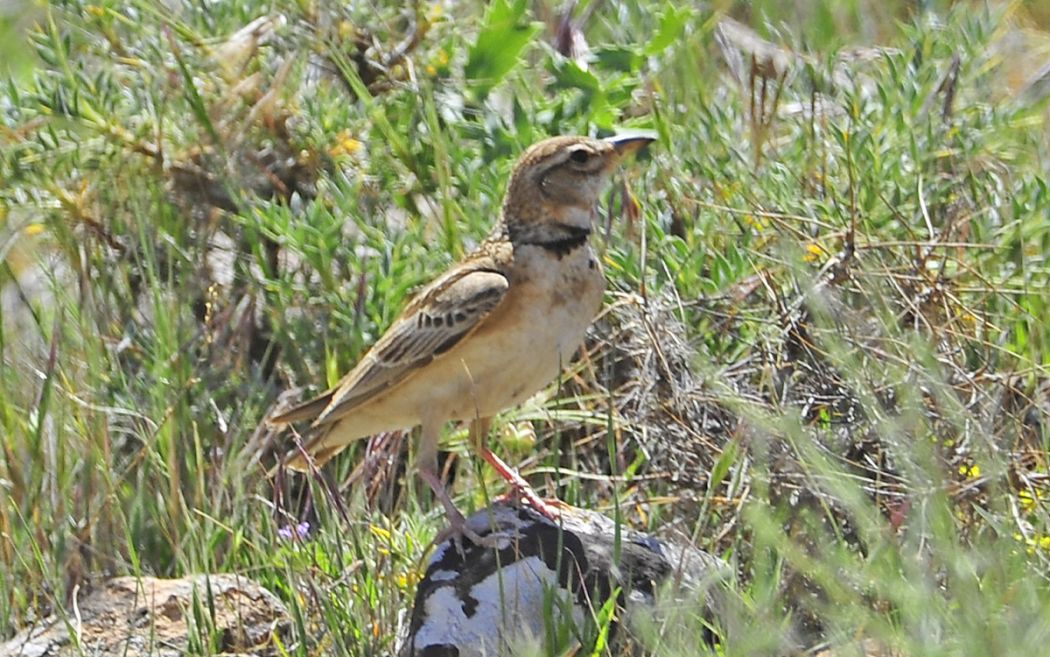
[517,242,604,339]
[432,244,605,419]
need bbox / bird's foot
[420,467,514,553]
[495,488,569,521]
[479,447,568,521]
[433,509,516,553]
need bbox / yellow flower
[330,131,363,158]
[742,214,767,230]
[1019,488,1042,513]
[958,463,980,479]
[803,242,826,263]
[369,524,391,542]
[85,5,105,17]
[398,568,422,590]
[428,2,444,20]
[1012,532,1050,555]
[24,223,46,236]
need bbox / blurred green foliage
[1,0,1050,655]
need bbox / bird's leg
[418,420,503,550]
[416,420,441,489]
[419,466,514,550]
[469,418,563,521]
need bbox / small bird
[271,133,654,541]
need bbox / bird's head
[501,133,654,246]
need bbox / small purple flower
[278,521,310,540]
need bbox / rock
[400,502,733,656]
[1,575,289,657]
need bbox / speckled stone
[400,502,732,656]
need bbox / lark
[271,133,654,540]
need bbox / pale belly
[347,245,605,432]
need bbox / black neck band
[528,231,589,256]
[509,223,591,257]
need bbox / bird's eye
[569,149,592,164]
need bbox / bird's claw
[432,508,522,554]
[495,486,566,521]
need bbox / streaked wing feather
[315,267,509,423]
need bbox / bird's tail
[268,389,335,425]
[281,429,343,473]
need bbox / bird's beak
[604,131,657,157]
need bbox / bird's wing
[271,265,509,427]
